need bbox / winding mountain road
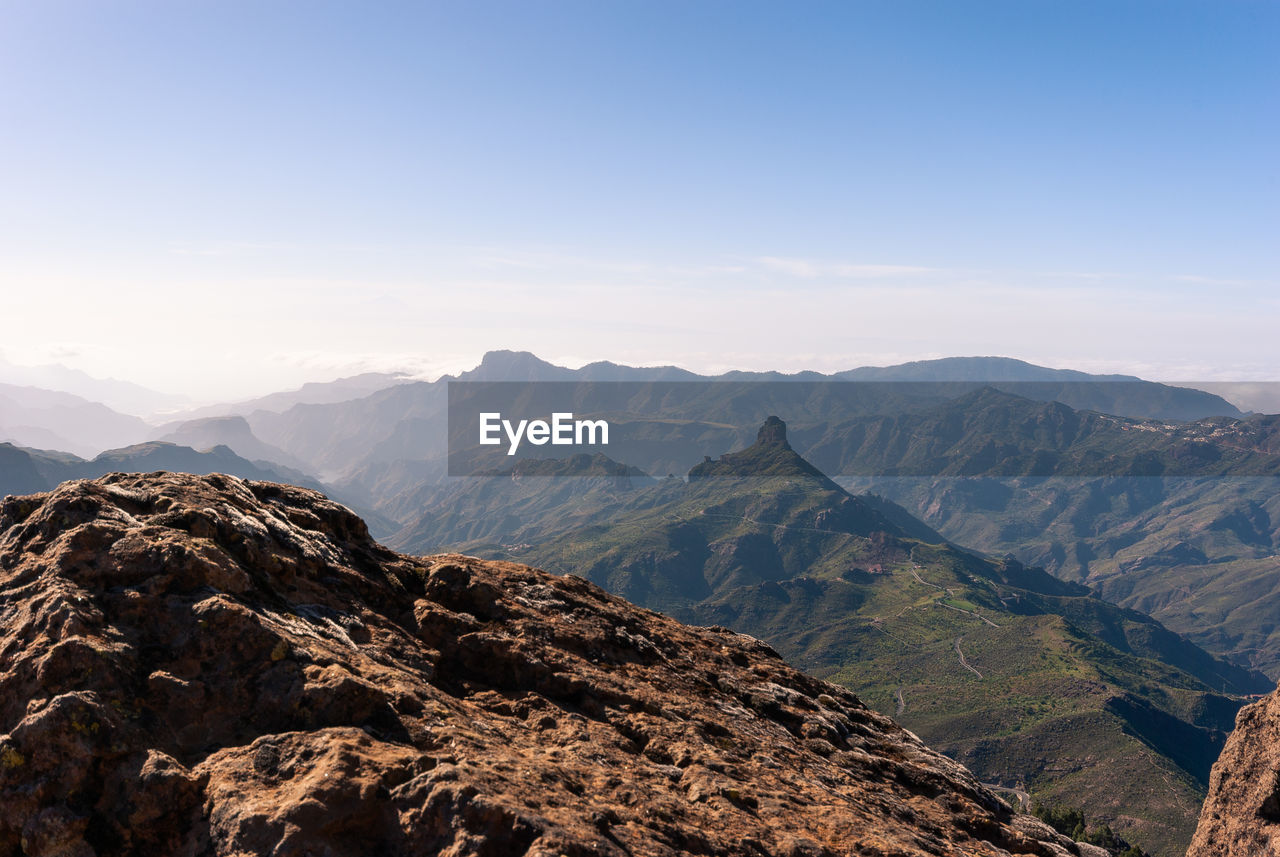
[954,636,983,679]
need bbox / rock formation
[1188,687,1280,856]
[688,415,835,483]
[0,472,1108,856]
[755,416,790,449]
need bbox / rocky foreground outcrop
[0,472,1106,857]
[1188,688,1280,856]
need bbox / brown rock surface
[1188,688,1280,856]
[0,472,1101,857]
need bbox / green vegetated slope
[392,420,1271,856]
[786,386,1280,679]
[693,551,1248,856]
[836,472,1280,679]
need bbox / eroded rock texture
[1189,688,1280,856]
[0,472,1101,857]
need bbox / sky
[1,0,1276,403]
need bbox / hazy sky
[2,1,1276,401]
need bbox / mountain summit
[689,416,830,482]
[757,414,789,447]
[0,473,1102,857]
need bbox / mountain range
[0,471,1120,857]
[389,417,1271,855]
[0,350,1249,476]
[0,354,186,415]
[0,383,150,458]
[158,371,412,422]
[3,350,1277,854]
[0,441,318,496]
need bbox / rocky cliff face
[0,472,1107,857]
[1188,688,1280,856]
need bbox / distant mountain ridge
[0,352,1247,480]
[162,371,413,422]
[0,383,150,458]
[234,351,1246,504]
[800,386,1280,478]
[834,356,1133,381]
[0,354,185,415]
[0,440,317,497]
[461,352,1246,417]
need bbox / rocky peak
[0,473,1103,856]
[1188,686,1280,855]
[688,417,830,482]
[756,415,789,448]
[462,350,573,382]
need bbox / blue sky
[1,1,1276,401]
